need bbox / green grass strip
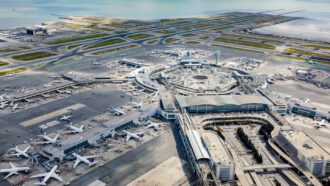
[214,37,275,50]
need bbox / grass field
[146,40,159,45]
[85,38,126,49]
[47,34,109,45]
[11,51,56,61]
[199,36,209,40]
[275,54,329,64]
[127,34,153,40]
[212,44,264,54]
[186,41,200,45]
[0,61,9,66]
[154,30,176,34]
[211,26,233,31]
[181,33,196,37]
[67,44,82,50]
[0,46,31,53]
[167,20,192,25]
[164,38,180,44]
[214,37,276,50]
[221,33,285,44]
[284,48,330,59]
[104,23,133,29]
[91,45,138,55]
[85,26,113,32]
[303,45,330,50]
[0,68,27,76]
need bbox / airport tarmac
[70,127,186,186]
[0,85,133,154]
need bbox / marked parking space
[20,103,85,127]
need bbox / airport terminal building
[176,95,268,113]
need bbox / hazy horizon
[0,0,330,29]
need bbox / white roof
[186,130,210,160]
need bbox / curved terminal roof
[186,130,210,161]
[176,95,267,108]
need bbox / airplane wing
[51,172,62,182]
[126,135,131,142]
[30,172,49,178]
[4,171,16,179]
[73,159,81,168]
[9,162,16,169]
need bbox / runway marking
[20,103,86,127]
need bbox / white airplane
[56,90,65,94]
[30,165,62,185]
[304,98,310,103]
[109,106,126,115]
[65,123,84,134]
[65,90,72,94]
[0,94,6,101]
[130,101,143,108]
[0,102,8,109]
[315,119,327,129]
[146,121,164,130]
[72,152,98,168]
[151,91,159,102]
[123,130,143,142]
[36,133,60,144]
[0,162,30,179]
[9,145,30,158]
[11,104,20,112]
[60,114,72,121]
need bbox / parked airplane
[41,94,51,98]
[9,145,30,158]
[60,114,72,121]
[109,106,126,115]
[36,133,60,144]
[306,59,317,64]
[30,165,62,185]
[0,102,8,109]
[146,121,164,130]
[11,104,20,112]
[315,119,327,129]
[130,101,143,108]
[0,162,30,179]
[65,123,84,134]
[72,153,98,168]
[0,94,6,101]
[56,90,65,94]
[151,91,159,102]
[123,130,143,142]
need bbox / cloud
[254,18,330,43]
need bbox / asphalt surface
[0,85,132,154]
[70,127,185,186]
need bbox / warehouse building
[276,127,330,177]
[176,95,268,113]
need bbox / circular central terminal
[193,75,208,80]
